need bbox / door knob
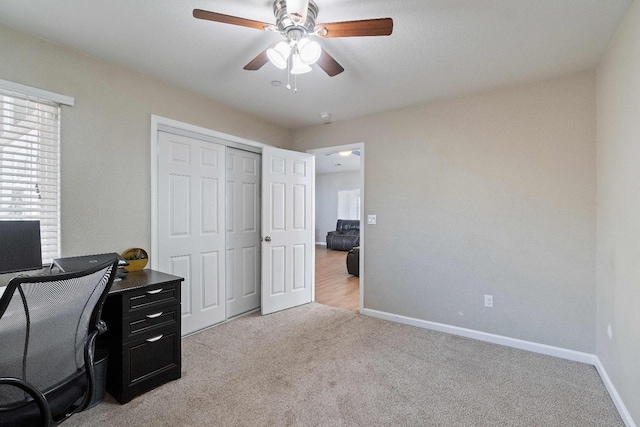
[264,236,271,242]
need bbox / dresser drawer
[120,329,181,402]
[125,281,180,314]
[128,331,179,383]
[126,306,179,341]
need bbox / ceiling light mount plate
[273,0,318,34]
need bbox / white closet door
[226,148,261,318]
[261,146,315,315]
[157,131,226,335]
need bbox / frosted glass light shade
[298,38,321,65]
[267,41,291,69]
[290,54,312,74]
[286,0,309,24]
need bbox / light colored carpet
[66,303,622,426]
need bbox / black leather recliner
[326,219,360,251]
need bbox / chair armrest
[0,377,53,427]
[96,319,108,335]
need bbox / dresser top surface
[109,269,184,293]
[0,268,183,293]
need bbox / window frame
[337,188,361,221]
[0,80,73,264]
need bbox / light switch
[367,215,377,225]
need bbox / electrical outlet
[367,215,377,225]
[484,295,493,308]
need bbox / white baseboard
[362,308,636,426]
[594,357,637,427]
[315,241,327,246]
[362,308,596,364]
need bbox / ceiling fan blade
[243,42,279,71]
[315,18,393,38]
[193,9,276,31]
[316,49,344,77]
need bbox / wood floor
[315,245,359,312]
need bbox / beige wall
[0,23,292,257]
[596,0,640,422]
[294,72,597,352]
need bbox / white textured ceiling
[315,150,361,174]
[0,0,632,129]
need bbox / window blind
[0,88,60,263]
[337,189,360,220]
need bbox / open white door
[261,146,314,315]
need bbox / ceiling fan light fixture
[267,41,291,69]
[290,53,312,74]
[298,38,321,65]
[286,0,309,24]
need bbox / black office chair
[0,258,118,427]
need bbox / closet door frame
[151,115,317,334]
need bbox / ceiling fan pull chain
[286,52,292,90]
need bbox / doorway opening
[308,143,364,313]
[315,244,359,311]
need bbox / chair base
[0,374,86,427]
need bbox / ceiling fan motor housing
[273,0,318,35]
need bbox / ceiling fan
[193,0,393,79]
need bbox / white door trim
[307,142,365,313]
[150,114,265,271]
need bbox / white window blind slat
[0,166,59,177]
[0,116,58,128]
[0,152,56,162]
[0,87,61,263]
[0,103,58,113]
[1,142,59,151]
[0,190,57,197]
[1,124,58,135]
[1,136,59,145]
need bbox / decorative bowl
[121,248,148,272]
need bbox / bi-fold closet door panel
[157,132,261,335]
[158,132,226,335]
[226,148,261,318]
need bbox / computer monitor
[0,220,43,274]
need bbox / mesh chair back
[0,260,116,407]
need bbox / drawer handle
[146,334,163,343]
[146,288,163,295]
[146,312,163,319]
